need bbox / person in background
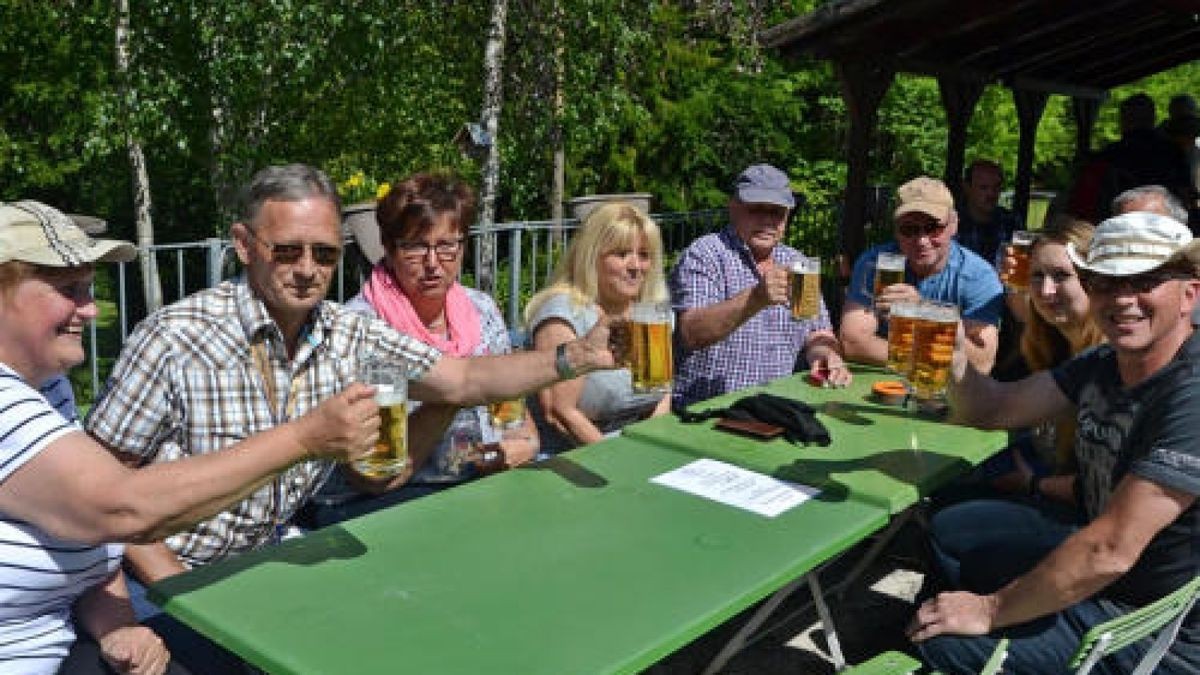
[956,159,1019,265]
[86,164,615,672]
[524,202,670,452]
[911,211,1200,674]
[670,163,849,409]
[305,172,538,525]
[840,176,1004,373]
[0,200,380,675]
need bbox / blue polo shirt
[846,240,1004,334]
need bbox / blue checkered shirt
[670,227,833,408]
[86,278,441,568]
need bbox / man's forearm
[989,527,1128,629]
[677,287,764,350]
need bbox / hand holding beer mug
[611,301,673,394]
[354,358,409,479]
[789,257,821,321]
[999,230,1035,291]
[871,252,907,314]
[909,301,959,404]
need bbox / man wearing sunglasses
[839,175,1005,373]
[85,164,617,672]
[911,211,1200,673]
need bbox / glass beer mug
[355,358,409,478]
[612,301,673,394]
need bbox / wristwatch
[555,343,577,380]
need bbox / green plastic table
[622,366,1009,514]
[152,436,888,675]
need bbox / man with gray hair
[911,211,1200,673]
[87,163,617,671]
[1112,184,1189,224]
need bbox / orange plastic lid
[872,380,908,397]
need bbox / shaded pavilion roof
[762,0,1200,97]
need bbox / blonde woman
[525,202,671,452]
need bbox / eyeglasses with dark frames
[396,238,465,262]
[896,221,948,239]
[1079,270,1187,295]
[244,228,341,266]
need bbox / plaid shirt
[85,279,440,568]
[669,227,832,408]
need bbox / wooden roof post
[939,77,985,201]
[1011,88,1048,228]
[836,59,894,273]
[1071,96,1102,163]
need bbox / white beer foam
[376,387,407,407]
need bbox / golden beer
[789,258,821,320]
[886,302,920,377]
[1002,231,1035,291]
[873,253,907,297]
[488,397,526,430]
[629,320,673,393]
[910,304,959,401]
[354,388,408,478]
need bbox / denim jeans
[920,499,1199,674]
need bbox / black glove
[678,392,831,446]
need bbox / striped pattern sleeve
[0,369,75,484]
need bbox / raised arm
[0,384,379,546]
[676,262,787,351]
[409,317,614,407]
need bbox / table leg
[701,576,806,675]
[807,573,846,670]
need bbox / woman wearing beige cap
[0,201,379,674]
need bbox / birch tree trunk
[115,0,162,312]
[477,0,509,294]
[550,0,565,265]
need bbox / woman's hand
[99,626,171,675]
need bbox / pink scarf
[361,264,482,357]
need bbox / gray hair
[239,164,341,226]
[1112,185,1189,223]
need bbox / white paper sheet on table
[650,458,820,518]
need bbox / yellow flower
[346,171,365,189]
[376,182,392,200]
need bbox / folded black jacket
[677,392,831,446]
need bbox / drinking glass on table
[355,358,409,479]
[612,301,673,395]
[788,257,822,321]
[487,348,528,431]
[909,301,959,403]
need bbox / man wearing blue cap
[669,163,850,408]
[910,211,1200,673]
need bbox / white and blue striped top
[0,368,123,674]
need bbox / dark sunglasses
[245,228,341,266]
[395,238,464,262]
[1080,270,1185,295]
[896,221,948,239]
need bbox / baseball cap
[1066,211,1200,276]
[894,176,954,222]
[732,164,795,209]
[0,201,136,267]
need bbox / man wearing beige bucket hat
[909,211,1200,673]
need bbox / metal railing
[79,209,734,404]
